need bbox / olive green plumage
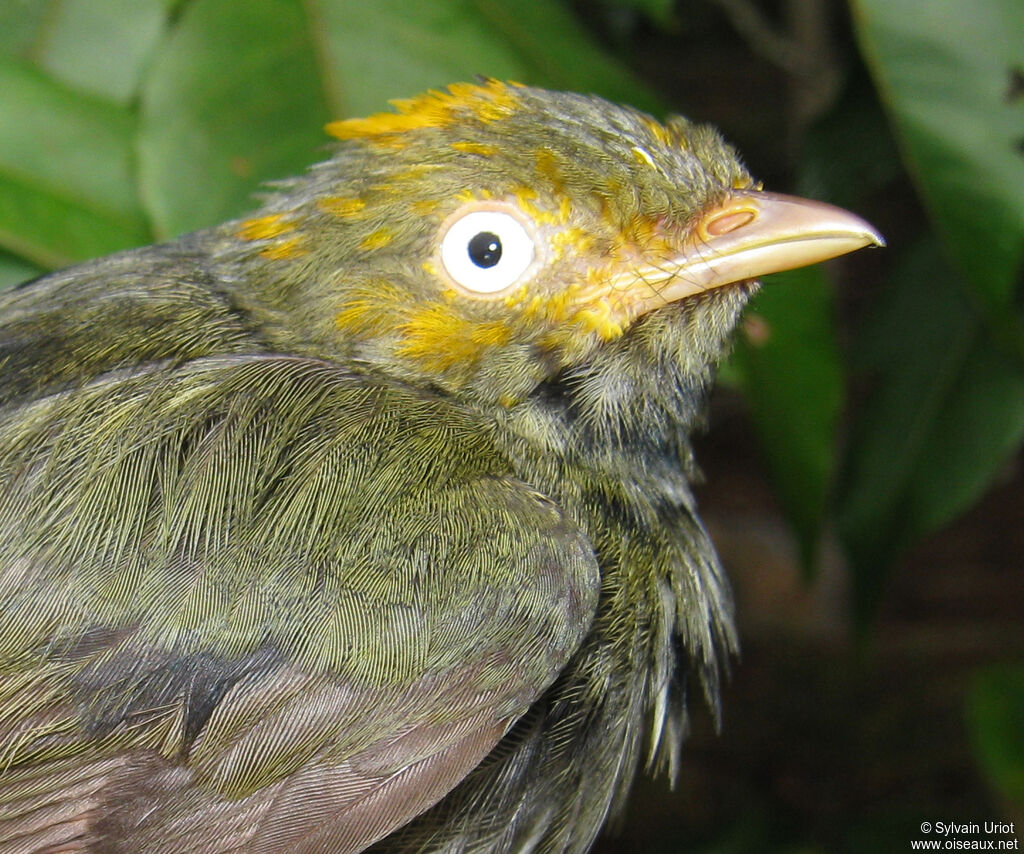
[0,83,746,853]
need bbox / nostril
[706,209,756,236]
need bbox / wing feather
[0,356,600,853]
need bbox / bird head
[223,81,880,424]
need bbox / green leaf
[138,0,660,238]
[341,0,657,112]
[852,0,1024,306]
[967,664,1024,807]
[837,238,1024,618]
[0,57,150,268]
[138,0,335,237]
[732,266,843,572]
[0,0,48,56]
[312,0,659,124]
[613,0,676,28]
[312,0,536,119]
[0,250,40,292]
[36,0,171,103]
[728,78,900,575]
[467,0,660,111]
[796,76,903,211]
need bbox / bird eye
[439,209,536,294]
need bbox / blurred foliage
[968,664,1024,809]
[844,0,1024,616]
[0,0,1021,850]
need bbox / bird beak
[625,190,884,314]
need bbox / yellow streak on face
[318,197,366,218]
[631,146,656,168]
[455,187,493,203]
[335,281,408,335]
[325,80,522,143]
[512,287,576,324]
[236,214,295,241]
[512,186,569,228]
[451,141,497,156]
[411,199,440,216]
[640,115,675,148]
[508,279,625,344]
[258,236,307,260]
[549,226,593,261]
[569,301,625,341]
[444,79,524,121]
[611,214,676,261]
[533,149,565,195]
[385,164,438,187]
[397,303,512,372]
[359,228,395,251]
[529,294,627,362]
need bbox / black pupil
[468,231,502,268]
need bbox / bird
[0,80,881,854]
